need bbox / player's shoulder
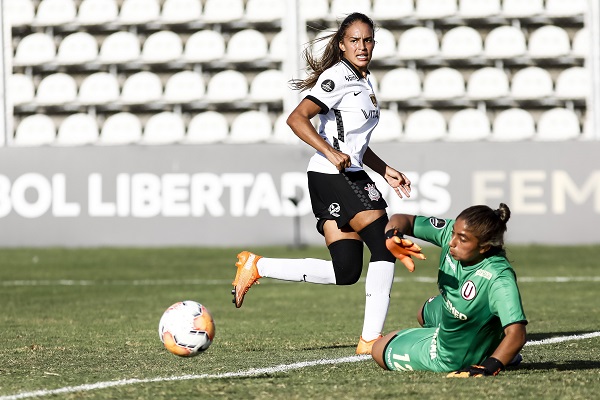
[316,62,352,91]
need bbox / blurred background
[0,0,598,247]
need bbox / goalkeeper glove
[446,357,504,378]
[385,229,426,272]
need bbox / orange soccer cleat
[231,251,263,308]
[355,335,383,355]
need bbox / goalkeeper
[372,203,527,377]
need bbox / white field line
[2,276,600,286]
[1,332,599,400]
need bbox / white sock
[360,260,395,341]
[256,257,337,284]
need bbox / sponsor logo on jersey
[321,79,335,92]
[344,74,358,81]
[444,297,468,320]
[461,280,477,301]
[328,202,340,217]
[361,109,379,119]
[429,327,440,360]
[429,217,446,229]
[364,183,381,201]
[476,269,493,280]
[353,91,361,96]
[370,94,378,107]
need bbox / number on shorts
[392,353,413,371]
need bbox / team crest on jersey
[461,280,477,301]
[364,183,381,201]
[429,217,446,229]
[328,202,341,217]
[321,79,335,92]
[369,94,378,107]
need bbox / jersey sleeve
[305,68,348,114]
[488,270,528,328]
[413,215,453,248]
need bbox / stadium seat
[226,29,269,62]
[185,111,229,144]
[141,112,186,145]
[34,0,76,26]
[120,71,163,104]
[458,0,501,19]
[415,0,457,20]
[35,73,78,106]
[13,33,57,67]
[98,112,143,145]
[55,113,99,146]
[14,114,56,147]
[249,69,285,103]
[118,0,160,25]
[372,28,397,61]
[466,67,509,100]
[490,108,536,141]
[246,0,285,22]
[202,0,244,23]
[483,26,527,59]
[299,0,329,21]
[536,108,581,141]
[545,0,587,18]
[77,0,119,26]
[5,0,35,27]
[372,0,414,20]
[184,30,226,63]
[422,67,465,100]
[378,68,421,102]
[402,109,447,141]
[56,32,99,65]
[163,71,206,103]
[160,0,202,25]
[271,113,301,144]
[269,31,286,62]
[141,31,184,64]
[440,26,483,59]
[206,70,249,103]
[528,25,571,59]
[98,31,141,64]
[229,111,272,144]
[9,74,35,106]
[397,26,439,60]
[571,28,589,58]
[371,109,402,142]
[510,66,554,100]
[78,72,121,105]
[330,0,372,18]
[446,109,490,141]
[502,0,544,18]
[555,67,589,100]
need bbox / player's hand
[384,168,411,199]
[385,229,426,272]
[446,357,504,378]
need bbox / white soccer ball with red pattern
[158,301,215,357]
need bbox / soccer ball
[158,300,215,357]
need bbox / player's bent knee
[328,239,363,286]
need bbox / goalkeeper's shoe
[231,251,262,308]
[385,229,426,272]
[355,335,382,355]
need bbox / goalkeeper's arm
[385,214,426,272]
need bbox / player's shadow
[515,360,600,372]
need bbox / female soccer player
[372,203,527,376]
[231,13,423,354]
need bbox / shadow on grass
[516,360,600,371]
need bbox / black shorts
[308,170,388,235]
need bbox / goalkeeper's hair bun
[495,203,511,224]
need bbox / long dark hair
[289,13,375,91]
[457,203,511,249]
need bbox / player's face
[338,21,374,77]
[448,218,489,266]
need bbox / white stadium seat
[35,73,78,106]
[269,31,286,62]
[373,0,414,20]
[6,0,35,27]
[55,113,99,146]
[249,69,286,102]
[378,68,421,101]
[120,71,163,104]
[226,29,269,62]
[299,0,329,21]
[34,0,76,26]
[571,28,589,58]
[446,109,490,141]
[397,26,439,60]
[163,71,206,103]
[142,112,186,145]
[484,26,527,59]
[98,112,143,145]
[490,108,536,141]
[555,67,589,100]
[99,31,141,64]
[422,67,465,100]
[502,0,544,18]
[458,0,500,19]
[440,26,482,59]
[510,67,554,100]
[56,32,99,65]
[161,0,202,24]
[14,114,56,147]
[206,70,248,103]
[271,114,301,144]
[415,0,457,20]
[536,108,581,141]
[185,111,229,144]
[77,0,118,26]
[141,31,183,64]
[372,28,397,60]
[528,25,571,59]
[402,109,447,141]
[229,111,272,144]
[203,0,244,23]
[184,30,226,63]
[330,0,372,18]
[9,74,35,106]
[371,109,402,142]
[466,67,509,100]
[545,0,587,18]
[246,0,285,22]
[14,33,57,67]
[78,72,121,105]
[118,0,160,25]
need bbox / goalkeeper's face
[448,218,490,266]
